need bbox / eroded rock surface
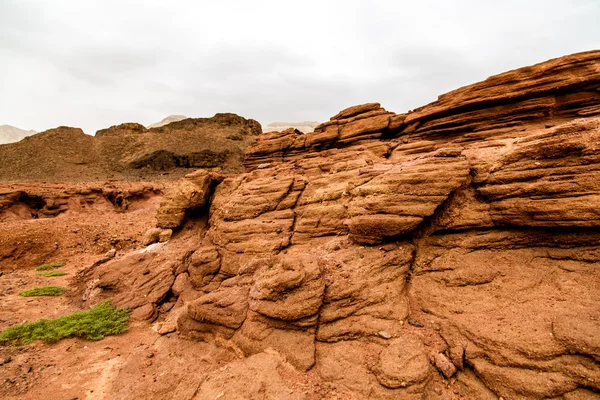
[4,51,599,400]
[0,181,163,267]
[155,169,219,229]
[171,51,600,399]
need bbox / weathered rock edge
[94,51,600,399]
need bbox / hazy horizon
[1,0,599,134]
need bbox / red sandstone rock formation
[172,50,599,399]
[2,51,600,399]
[0,181,163,268]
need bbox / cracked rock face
[95,51,600,399]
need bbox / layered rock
[84,51,600,399]
[177,51,600,399]
[412,229,600,399]
[0,181,163,270]
[92,246,177,321]
[0,181,161,221]
[155,169,220,229]
[245,51,600,172]
[244,103,396,170]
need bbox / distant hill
[147,115,188,129]
[0,125,37,144]
[0,114,261,182]
[263,121,320,133]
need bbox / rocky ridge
[74,50,600,399]
[0,113,261,182]
[1,50,599,399]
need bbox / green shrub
[35,261,66,271]
[37,271,67,277]
[19,286,68,296]
[0,300,130,345]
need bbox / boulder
[156,170,212,229]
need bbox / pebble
[434,353,457,378]
[378,330,392,339]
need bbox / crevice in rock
[181,204,211,231]
[16,192,46,218]
[103,191,126,209]
[157,288,176,308]
[282,176,307,248]
[415,184,473,242]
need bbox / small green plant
[19,286,68,296]
[35,261,66,271]
[0,300,130,345]
[37,271,67,277]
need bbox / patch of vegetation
[35,261,66,271]
[0,300,130,345]
[19,286,68,296]
[37,271,67,277]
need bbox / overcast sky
[1,0,599,134]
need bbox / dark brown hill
[0,113,261,182]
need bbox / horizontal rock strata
[90,50,600,399]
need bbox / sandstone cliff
[75,50,600,399]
